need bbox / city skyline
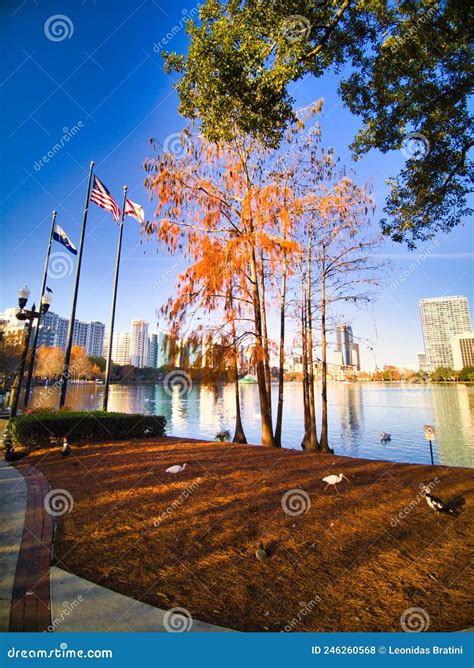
[4,293,474,373]
[0,306,105,357]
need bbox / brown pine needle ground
[28,437,474,632]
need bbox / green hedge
[8,410,166,450]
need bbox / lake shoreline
[27,381,474,468]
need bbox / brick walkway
[9,464,52,632]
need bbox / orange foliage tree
[145,102,382,451]
[143,116,319,446]
[34,346,64,378]
[70,346,94,379]
[34,345,95,380]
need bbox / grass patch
[28,437,474,632]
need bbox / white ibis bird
[61,437,71,457]
[165,463,187,475]
[380,432,391,442]
[322,473,350,492]
[421,486,455,515]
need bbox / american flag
[90,175,120,222]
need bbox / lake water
[30,382,474,468]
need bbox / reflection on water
[30,382,474,468]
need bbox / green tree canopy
[88,355,106,372]
[164,0,472,247]
[431,366,456,381]
[459,366,474,381]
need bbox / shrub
[8,411,166,450]
[215,429,231,442]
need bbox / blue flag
[52,223,77,255]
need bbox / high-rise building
[148,332,159,368]
[0,307,28,342]
[351,342,361,371]
[419,296,472,371]
[336,324,354,366]
[32,312,68,350]
[157,331,169,367]
[85,321,105,357]
[0,308,68,349]
[130,320,149,368]
[333,324,360,372]
[0,306,105,355]
[72,320,88,350]
[103,332,131,365]
[55,317,69,349]
[36,311,60,348]
[451,332,474,370]
[417,352,428,372]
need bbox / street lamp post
[23,210,56,409]
[10,286,52,418]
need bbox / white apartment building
[85,321,105,357]
[419,296,472,371]
[130,320,149,368]
[451,332,474,370]
[72,320,89,350]
[103,332,131,365]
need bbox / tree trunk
[319,255,331,452]
[232,354,247,444]
[250,247,275,447]
[301,281,310,444]
[302,232,319,451]
[230,301,247,444]
[274,262,287,449]
[260,258,272,422]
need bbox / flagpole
[103,186,127,411]
[23,210,57,408]
[59,160,94,408]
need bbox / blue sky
[1,0,473,368]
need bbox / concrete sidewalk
[0,454,230,632]
[50,567,230,632]
[0,460,27,631]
